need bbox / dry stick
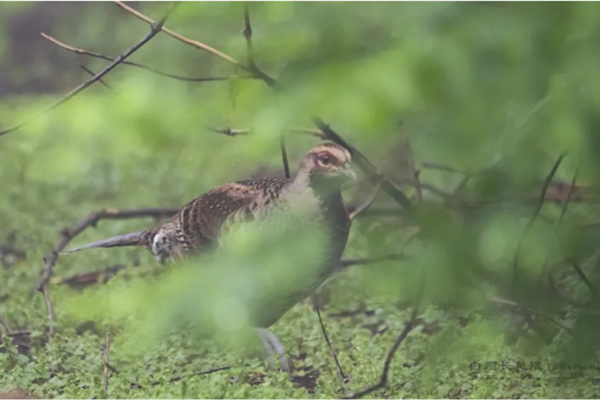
[421,162,468,175]
[556,166,580,226]
[316,307,347,391]
[79,65,112,89]
[537,166,580,288]
[240,8,278,90]
[345,277,424,399]
[509,153,566,344]
[36,207,178,336]
[207,126,325,140]
[0,2,180,137]
[114,1,239,66]
[42,33,233,83]
[512,152,567,292]
[205,126,250,137]
[280,138,291,179]
[103,332,110,394]
[339,254,406,269]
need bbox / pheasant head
[297,142,356,194]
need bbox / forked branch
[0,1,181,137]
[42,33,234,83]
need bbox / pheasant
[64,142,356,371]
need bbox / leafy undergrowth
[1,235,597,399]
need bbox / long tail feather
[61,230,148,255]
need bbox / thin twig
[512,152,567,291]
[280,137,291,179]
[104,331,110,394]
[41,286,55,338]
[243,6,255,69]
[79,65,112,89]
[537,167,581,288]
[240,7,289,176]
[289,127,326,139]
[346,276,424,399]
[206,126,324,139]
[316,307,347,392]
[42,33,233,83]
[114,1,239,65]
[205,126,250,136]
[0,2,180,137]
[421,162,468,175]
[339,254,406,269]
[508,153,567,343]
[556,166,579,226]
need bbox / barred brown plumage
[63,142,356,371]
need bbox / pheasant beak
[342,163,357,182]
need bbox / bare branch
[346,277,424,399]
[241,6,278,89]
[421,162,469,175]
[0,1,181,137]
[339,254,406,268]
[556,166,579,226]
[42,33,233,83]
[205,126,250,136]
[206,126,325,139]
[79,65,112,89]
[243,6,255,68]
[280,137,291,179]
[512,152,567,291]
[114,1,239,66]
[316,308,346,392]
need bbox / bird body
[65,143,356,330]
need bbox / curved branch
[42,33,233,83]
[114,1,239,66]
[0,2,181,137]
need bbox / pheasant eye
[318,155,331,166]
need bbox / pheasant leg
[257,328,290,373]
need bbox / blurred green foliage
[2,2,600,398]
